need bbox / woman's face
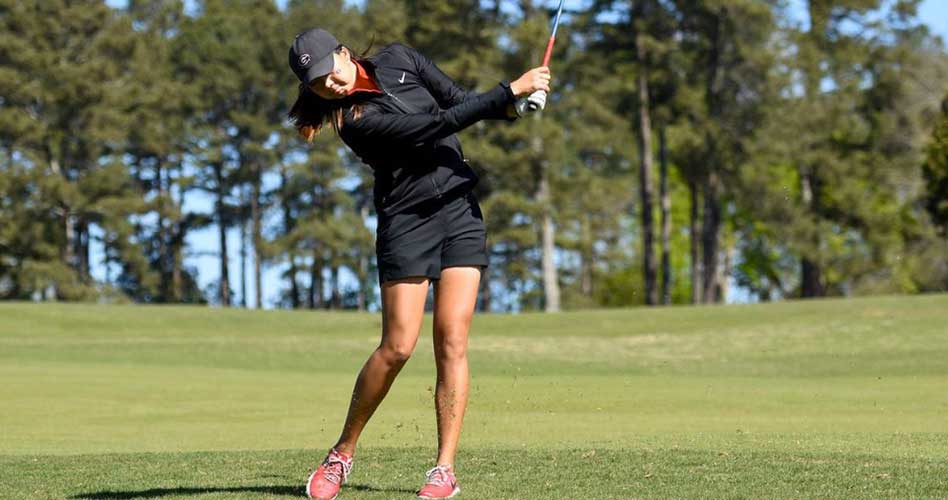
[308,48,357,100]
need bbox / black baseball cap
[289,28,339,86]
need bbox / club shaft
[527,0,566,113]
[541,36,556,67]
[541,0,565,67]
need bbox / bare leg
[431,267,481,466]
[332,277,430,456]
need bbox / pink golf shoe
[417,464,460,499]
[306,448,352,500]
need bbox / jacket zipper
[386,91,417,113]
[375,74,419,114]
[377,70,442,198]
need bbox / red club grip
[541,36,556,67]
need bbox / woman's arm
[402,45,551,115]
[344,82,515,144]
[343,61,551,144]
[400,44,476,109]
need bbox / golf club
[526,0,566,112]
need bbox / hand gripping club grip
[521,0,563,115]
[526,90,547,112]
[526,29,556,112]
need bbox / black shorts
[376,191,489,284]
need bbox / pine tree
[924,96,948,235]
[743,0,947,297]
[273,0,376,310]
[675,0,776,303]
[0,0,142,300]
[470,1,567,311]
[120,0,206,303]
[585,0,681,306]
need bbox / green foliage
[0,0,945,308]
[923,97,948,234]
[739,0,948,298]
[0,0,142,300]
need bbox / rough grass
[1,294,947,499]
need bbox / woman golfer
[287,28,550,500]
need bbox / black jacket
[338,43,516,216]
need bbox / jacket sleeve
[400,44,475,108]
[344,82,515,144]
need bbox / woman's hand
[510,66,551,98]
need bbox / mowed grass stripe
[2,359,946,456]
[1,448,946,500]
[2,295,946,378]
[3,294,946,341]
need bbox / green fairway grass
[1,295,947,499]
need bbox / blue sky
[919,0,948,39]
[96,0,948,309]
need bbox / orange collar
[348,60,382,95]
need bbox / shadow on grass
[71,486,301,499]
[71,483,415,499]
[348,483,416,494]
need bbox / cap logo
[299,54,311,66]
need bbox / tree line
[1,0,946,312]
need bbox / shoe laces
[322,452,352,485]
[424,465,453,487]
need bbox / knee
[377,342,414,366]
[434,326,469,363]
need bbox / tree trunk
[478,271,491,312]
[330,260,341,309]
[531,113,560,312]
[288,261,301,308]
[689,180,701,305]
[357,255,368,311]
[540,202,559,312]
[239,206,248,308]
[801,1,827,299]
[308,251,322,309]
[701,170,721,303]
[156,160,169,301]
[636,31,657,306]
[307,261,317,309]
[252,165,262,309]
[61,209,73,300]
[288,257,301,308]
[581,214,593,297]
[64,212,74,271]
[800,167,824,297]
[170,166,184,302]
[310,185,325,310]
[280,168,300,308]
[171,237,183,302]
[357,204,370,311]
[76,219,90,283]
[801,258,823,297]
[701,11,724,305]
[721,240,734,302]
[215,161,230,306]
[659,127,671,305]
[49,156,67,300]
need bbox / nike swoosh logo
[398,72,406,84]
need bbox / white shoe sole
[418,486,461,499]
